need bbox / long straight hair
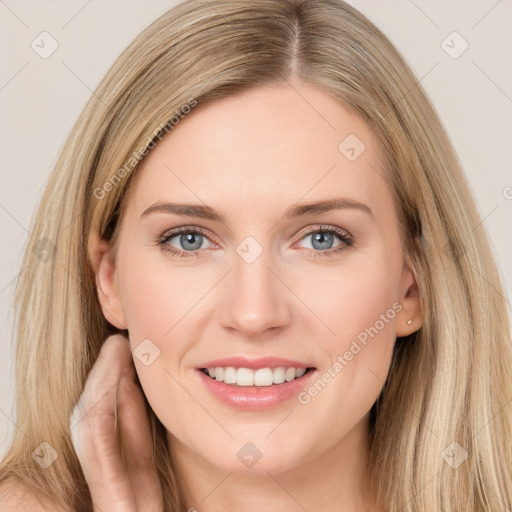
[1,0,510,510]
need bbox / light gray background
[1,0,511,459]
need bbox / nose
[219,243,292,338]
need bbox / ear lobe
[396,266,423,337]
[89,232,127,330]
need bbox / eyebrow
[140,198,374,223]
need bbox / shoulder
[0,478,68,511]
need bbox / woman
[0,0,510,510]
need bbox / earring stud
[407,319,412,325]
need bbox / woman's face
[95,79,421,476]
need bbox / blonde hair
[1,0,510,510]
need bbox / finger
[117,369,164,512]
[70,334,137,512]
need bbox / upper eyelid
[295,224,351,239]
[161,225,218,244]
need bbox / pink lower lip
[196,368,317,411]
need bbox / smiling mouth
[199,366,316,387]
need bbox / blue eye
[303,231,338,251]
[158,227,211,257]
[296,226,353,258]
[157,225,353,259]
[170,231,205,251]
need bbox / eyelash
[156,225,354,259]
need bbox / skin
[79,78,423,512]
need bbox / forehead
[128,81,390,219]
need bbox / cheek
[116,254,212,434]
[291,254,400,417]
[116,245,205,345]
[115,247,218,394]
[295,254,400,352]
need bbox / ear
[88,232,127,330]
[396,263,423,337]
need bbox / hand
[69,334,164,512]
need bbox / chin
[199,435,309,476]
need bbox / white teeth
[237,368,254,386]
[224,367,237,384]
[205,366,310,386]
[285,367,296,381]
[254,368,273,387]
[272,367,285,384]
[296,367,306,378]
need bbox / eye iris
[312,232,334,251]
[181,232,202,250]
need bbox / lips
[195,355,318,410]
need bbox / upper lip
[197,356,315,370]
